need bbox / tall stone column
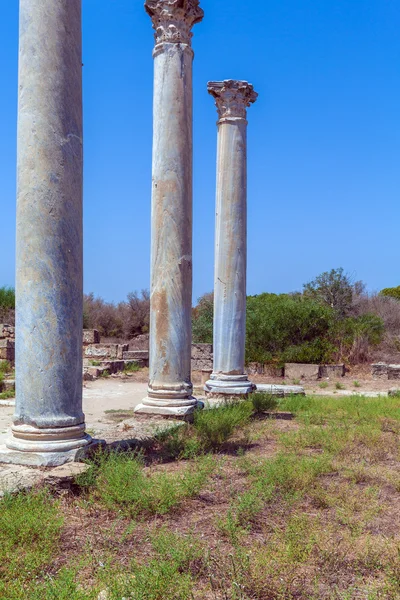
[1,0,91,466]
[135,0,204,416]
[205,81,258,397]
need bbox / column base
[205,374,256,397]
[0,423,93,467]
[135,396,200,417]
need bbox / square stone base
[0,440,104,468]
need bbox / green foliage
[77,451,214,516]
[124,361,140,373]
[249,392,279,413]
[0,360,10,373]
[192,292,213,343]
[380,286,400,301]
[193,401,253,450]
[0,490,63,584]
[0,390,15,400]
[0,286,15,310]
[246,293,335,364]
[303,267,355,316]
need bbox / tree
[0,286,15,325]
[380,286,400,301]
[192,292,213,343]
[303,268,363,317]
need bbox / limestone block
[285,363,319,381]
[82,329,100,345]
[0,325,15,340]
[387,365,400,380]
[117,344,129,359]
[246,363,284,377]
[388,388,400,397]
[255,384,305,397]
[3,380,15,392]
[84,344,119,359]
[191,344,213,371]
[372,363,389,380]
[123,350,149,361]
[318,364,345,379]
[0,339,15,362]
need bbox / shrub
[246,293,336,364]
[192,292,213,343]
[194,401,253,449]
[250,392,279,413]
[380,286,400,301]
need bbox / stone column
[135,0,204,416]
[1,0,91,466]
[205,81,258,397]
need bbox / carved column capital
[145,0,204,47]
[208,80,258,123]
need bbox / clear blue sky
[1,1,399,303]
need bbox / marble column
[1,0,91,466]
[205,81,258,397]
[135,0,204,416]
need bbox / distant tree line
[2,268,400,364]
[192,269,400,365]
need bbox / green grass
[0,490,63,589]
[353,380,361,388]
[248,391,279,413]
[77,451,215,516]
[0,390,15,400]
[319,381,329,389]
[123,361,141,373]
[4,394,400,599]
[89,360,101,366]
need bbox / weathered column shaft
[213,119,248,374]
[136,0,204,416]
[3,0,90,465]
[206,80,258,396]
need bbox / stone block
[82,329,100,345]
[372,363,389,380]
[318,364,345,379]
[255,384,305,397]
[246,363,284,377]
[387,365,400,380]
[284,363,319,381]
[117,344,129,359]
[388,388,400,397]
[201,369,212,385]
[191,344,213,371]
[0,324,15,340]
[123,350,149,361]
[0,339,15,362]
[3,379,15,392]
[84,344,119,359]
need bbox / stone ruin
[0,325,15,363]
[82,331,213,381]
[372,362,400,381]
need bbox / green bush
[192,292,213,343]
[380,286,400,301]
[194,401,253,449]
[250,392,279,413]
[246,293,336,364]
[0,287,15,310]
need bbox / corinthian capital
[145,0,204,47]
[208,80,258,122]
